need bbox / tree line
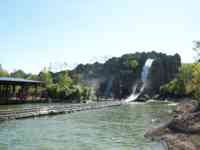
[0,66,93,103]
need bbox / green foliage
[57,71,73,89]
[160,63,200,101]
[26,74,39,80]
[0,63,91,102]
[0,64,9,77]
[38,67,53,86]
[160,78,185,96]
[161,42,200,101]
[186,63,200,101]
[47,84,59,98]
[45,70,92,102]
[127,56,138,71]
[11,69,26,78]
[160,64,193,96]
[193,41,200,62]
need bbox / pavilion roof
[0,77,44,85]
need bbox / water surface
[0,102,174,150]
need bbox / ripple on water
[0,103,174,150]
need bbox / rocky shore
[145,100,200,150]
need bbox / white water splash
[125,59,154,103]
[141,59,154,83]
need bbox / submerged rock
[145,100,200,150]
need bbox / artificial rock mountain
[70,52,181,100]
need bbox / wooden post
[2,85,5,97]
[5,85,9,100]
[0,85,3,97]
[20,86,24,100]
[35,85,38,100]
[12,85,16,97]
[0,85,2,97]
[7,85,10,97]
[5,85,8,97]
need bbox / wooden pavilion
[0,77,45,104]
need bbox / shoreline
[145,100,200,150]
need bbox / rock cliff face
[144,53,181,97]
[70,52,181,100]
[145,100,200,150]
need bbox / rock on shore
[145,100,200,150]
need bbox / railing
[0,101,122,120]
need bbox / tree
[160,64,193,97]
[177,64,192,87]
[38,67,53,86]
[47,71,75,100]
[57,71,73,89]
[11,69,26,78]
[26,74,39,80]
[190,41,200,101]
[160,63,200,101]
[186,64,200,101]
[193,41,200,62]
[0,64,9,77]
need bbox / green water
[0,102,174,150]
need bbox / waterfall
[141,59,154,83]
[104,79,113,97]
[125,59,154,102]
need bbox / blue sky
[0,0,199,73]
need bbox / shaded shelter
[0,77,45,102]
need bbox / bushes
[185,63,200,101]
[160,63,200,101]
[160,78,185,97]
[45,71,92,102]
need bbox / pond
[0,102,174,150]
